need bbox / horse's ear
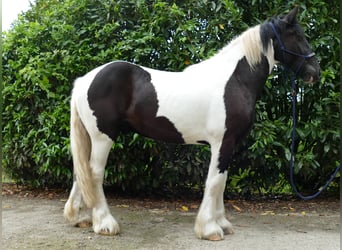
[282,6,298,24]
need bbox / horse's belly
[126,97,209,144]
[153,92,226,144]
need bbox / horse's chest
[224,84,257,139]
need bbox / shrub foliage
[2,0,339,195]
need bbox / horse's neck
[185,24,275,76]
[183,41,245,77]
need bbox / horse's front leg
[216,173,234,235]
[195,141,234,240]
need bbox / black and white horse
[64,7,320,240]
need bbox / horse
[64,7,320,241]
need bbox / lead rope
[269,21,340,199]
[289,73,340,200]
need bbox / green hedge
[2,0,339,195]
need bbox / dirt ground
[2,184,340,250]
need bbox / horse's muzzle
[302,64,320,85]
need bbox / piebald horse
[64,7,320,240]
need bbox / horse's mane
[184,23,274,73]
[238,25,265,69]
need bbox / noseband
[269,22,315,75]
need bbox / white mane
[185,24,275,73]
[239,25,264,69]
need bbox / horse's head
[270,7,320,84]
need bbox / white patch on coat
[142,25,275,145]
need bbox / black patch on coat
[217,56,269,173]
[87,62,185,143]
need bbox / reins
[289,74,340,200]
[270,22,340,200]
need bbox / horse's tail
[70,94,96,208]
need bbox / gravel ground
[2,191,340,250]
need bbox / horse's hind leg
[64,179,92,228]
[89,134,120,235]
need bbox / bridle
[269,22,340,200]
[269,22,315,75]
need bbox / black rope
[289,73,340,200]
[269,22,340,200]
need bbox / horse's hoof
[93,215,120,236]
[217,217,234,235]
[208,234,224,241]
[76,221,92,228]
[98,229,117,236]
[223,227,234,235]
